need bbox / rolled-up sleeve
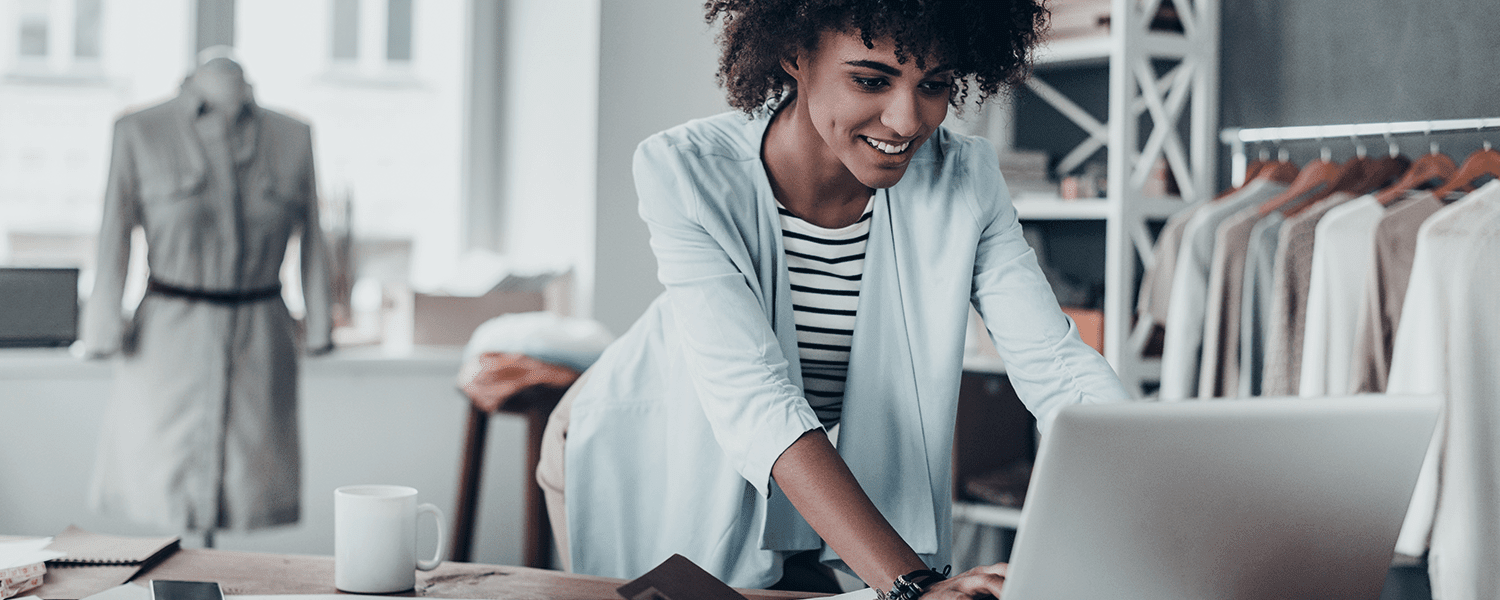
[965,140,1130,432]
[632,137,822,496]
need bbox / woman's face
[785,30,953,189]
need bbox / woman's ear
[781,55,802,82]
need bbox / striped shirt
[778,196,874,428]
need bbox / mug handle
[416,502,447,571]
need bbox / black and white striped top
[778,196,874,428]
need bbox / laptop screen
[0,267,80,348]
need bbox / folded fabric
[460,311,615,373]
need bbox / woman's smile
[862,135,912,155]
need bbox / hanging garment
[1195,208,1260,398]
[1136,199,1208,330]
[1236,211,1286,397]
[1299,194,1397,396]
[1260,192,1357,396]
[1386,180,1500,600]
[1348,191,1445,393]
[83,85,332,531]
[1158,179,1286,399]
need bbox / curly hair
[704,0,1048,114]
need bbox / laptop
[0,267,80,348]
[1001,395,1439,600]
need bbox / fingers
[921,565,1007,600]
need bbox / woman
[537,1,1130,597]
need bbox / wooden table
[30,548,820,600]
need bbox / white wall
[0,350,529,566]
[590,0,729,335]
[496,0,601,318]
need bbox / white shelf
[953,500,1024,529]
[1033,32,1191,70]
[1033,36,1112,69]
[1012,196,1193,221]
[1013,197,1110,220]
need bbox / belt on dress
[146,278,282,305]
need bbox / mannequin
[83,48,332,545]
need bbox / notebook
[45,526,180,568]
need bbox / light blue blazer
[564,110,1129,587]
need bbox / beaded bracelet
[875,566,951,600]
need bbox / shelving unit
[953,1,1220,558]
[1011,0,1220,397]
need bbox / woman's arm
[772,430,1008,599]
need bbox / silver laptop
[1001,395,1439,600]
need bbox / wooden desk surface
[32,548,821,600]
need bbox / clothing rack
[1220,117,1500,187]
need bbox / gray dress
[83,85,332,531]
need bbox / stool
[451,353,579,568]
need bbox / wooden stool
[451,353,579,567]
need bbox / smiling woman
[533,2,1130,599]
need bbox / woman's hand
[916,563,1007,599]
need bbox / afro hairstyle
[704,0,1048,114]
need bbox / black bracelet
[876,566,951,600]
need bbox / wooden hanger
[1427,142,1500,200]
[1218,150,1270,198]
[1353,154,1411,195]
[1253,147,1300,184]
[1243,159,1266,183]
[1257,155,1343,217]
[1373,145,1456,206]
[1283,154,1367,218]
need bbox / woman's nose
[881,92,923,138]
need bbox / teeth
[864,137,910,155]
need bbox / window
[331,0,358,61]
[18,0,49,58]
[10,0,105,74]
[385,0,410,62]
[328,0,413,69]
[72,0,99,58]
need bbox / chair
[450,353,579,568]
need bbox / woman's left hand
[914,563,1007,599]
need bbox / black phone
[149,580,224,600]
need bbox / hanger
[1253,144,1299,184]
[1242,147,1268,183]
[1352,138,1412,195]
[1373,128,1456,206]
[1257,142,1343,217]
[1427,130,1500,201]
[1220,147,1269,198]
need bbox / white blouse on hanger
[1298,194,1384,397]
[1386,179,1500,600]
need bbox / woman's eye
[920,80,954,94]
[853,77,887,90]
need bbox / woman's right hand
[915,563,1008,599]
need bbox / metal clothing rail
[1220,116,1500,187]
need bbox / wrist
[876,566,950,600]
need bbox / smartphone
[149,580,224,600]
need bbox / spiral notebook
[44,526,180,568]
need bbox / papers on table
[0,538,65,599]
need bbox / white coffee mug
[334,485,447,593]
